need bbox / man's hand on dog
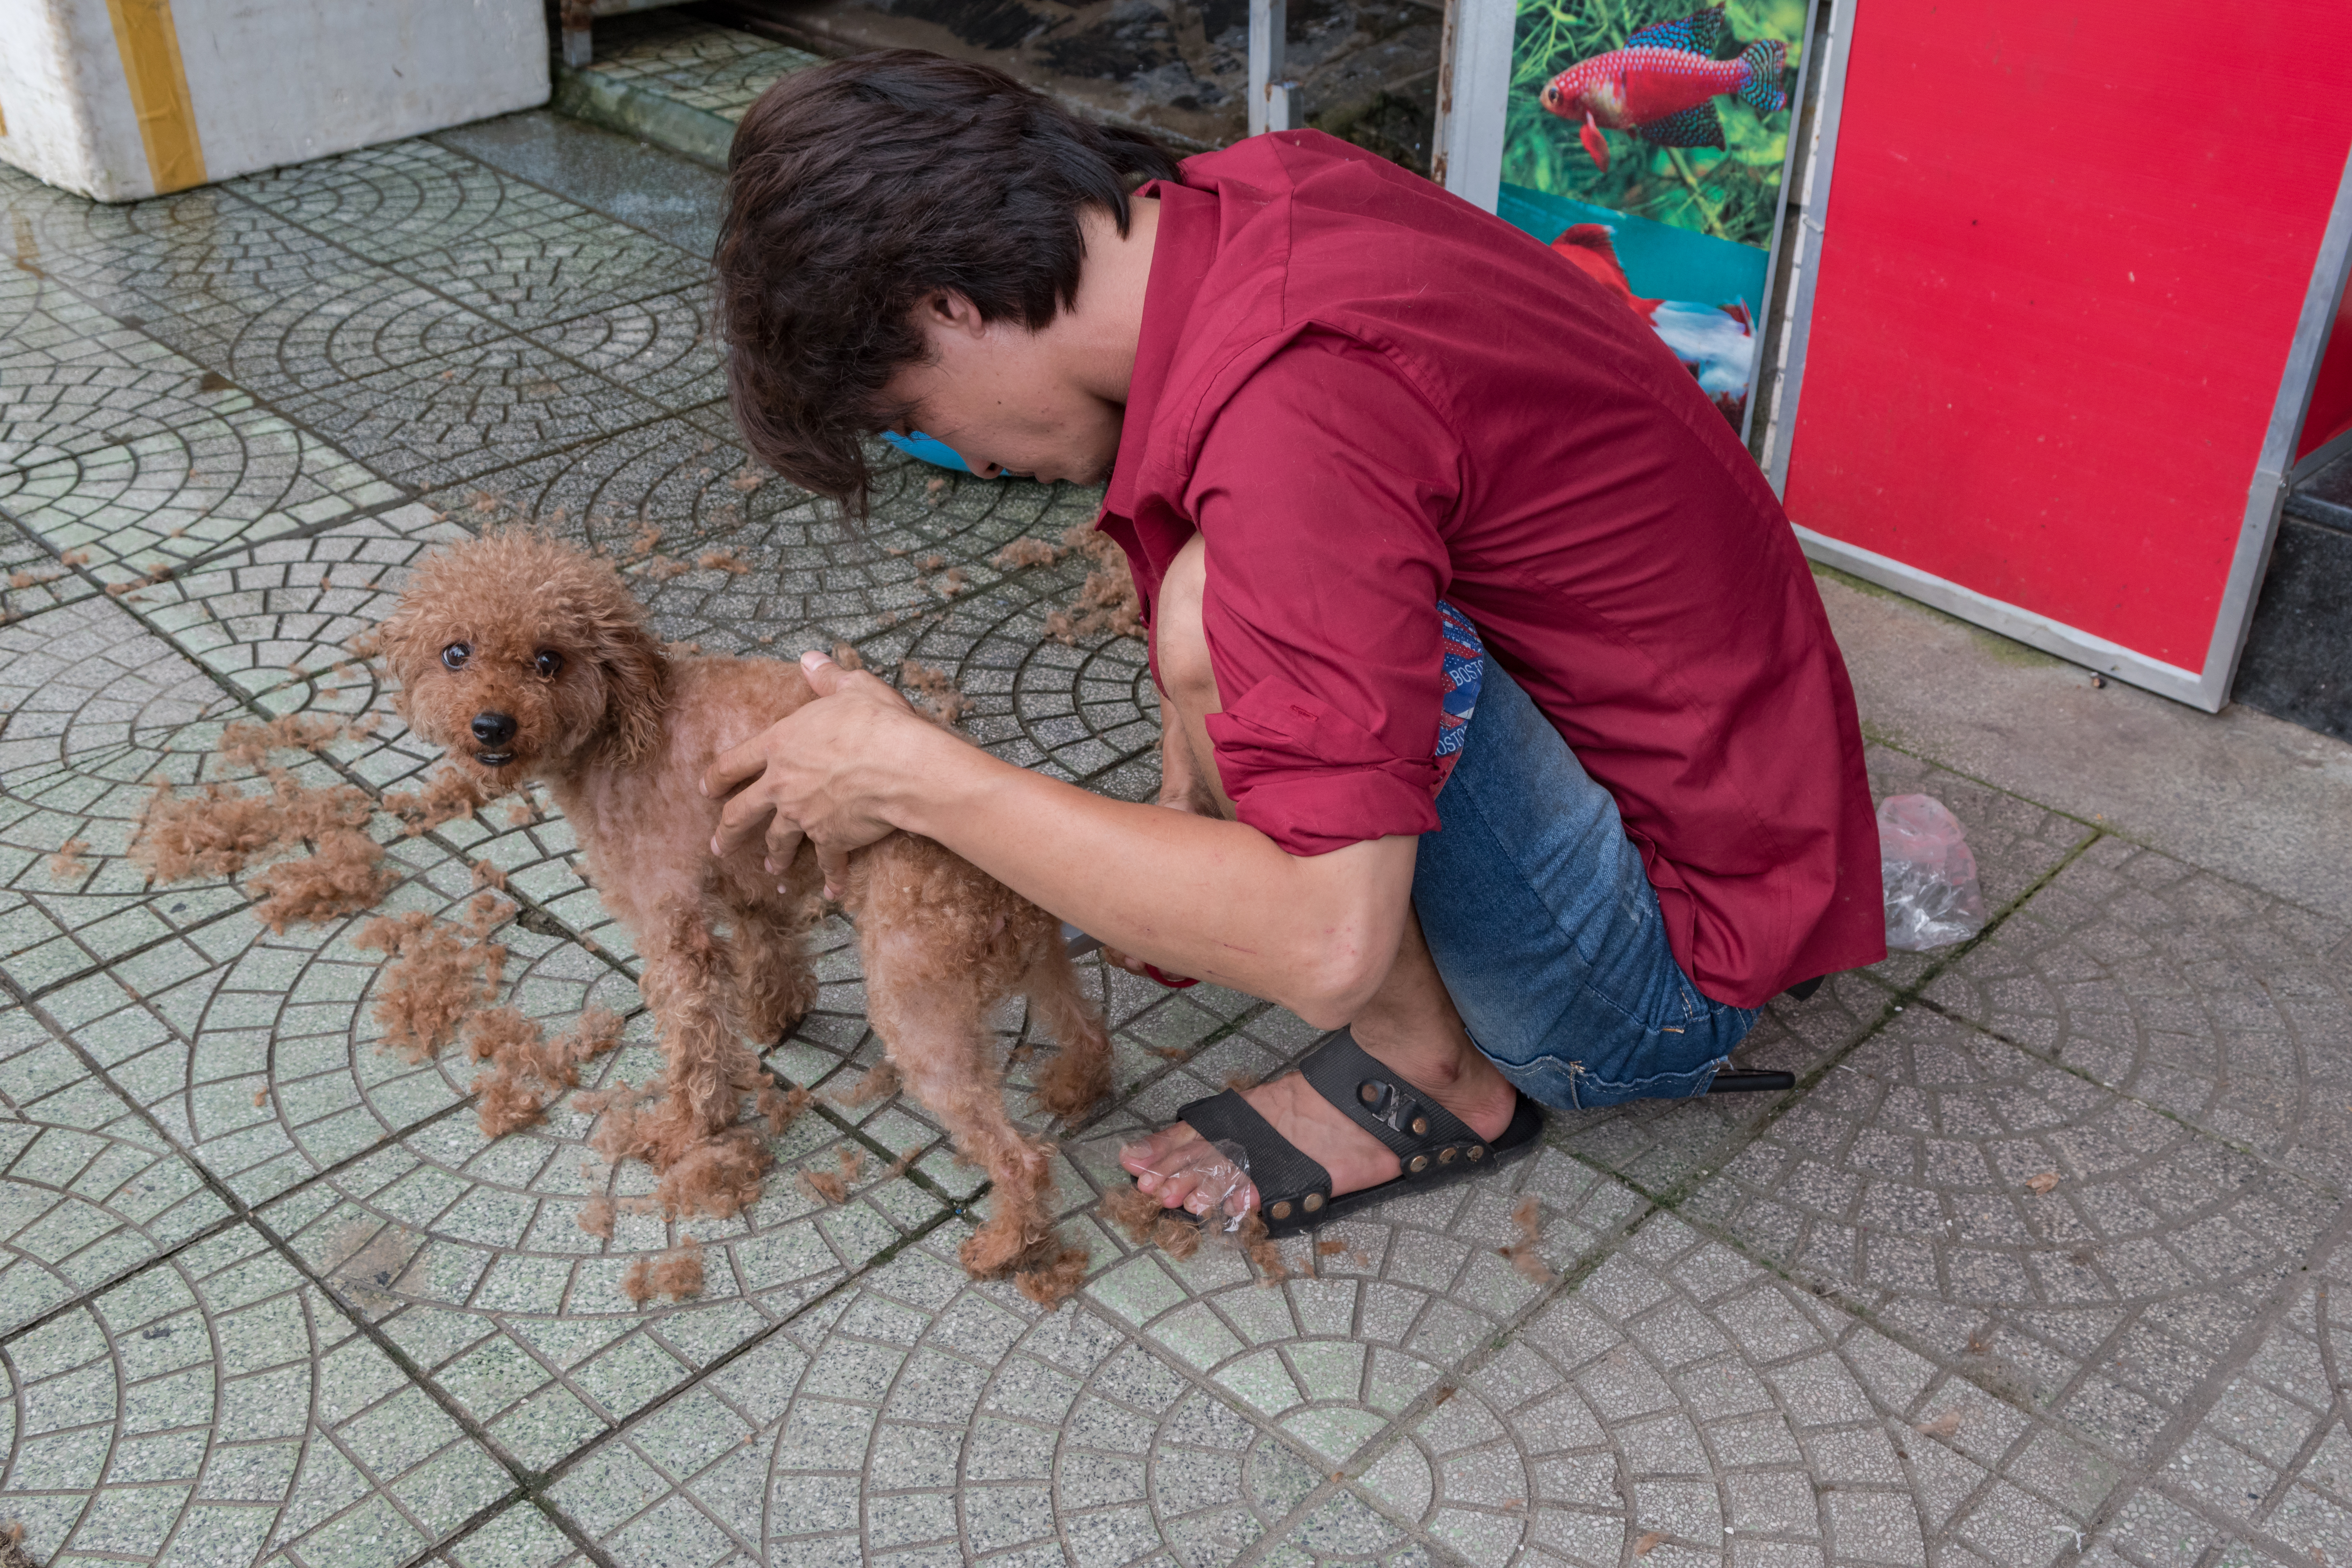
[703,651,939,896]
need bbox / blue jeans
[1412,659,1759,1110]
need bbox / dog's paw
[1031,1045,1113,1121]
[741,969,818,1042]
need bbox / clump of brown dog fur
[1098,1183,1211,1267]
[352,904,510,1062]
[1500,1194,1554,1283]
[897,661,968,726]
[217,713,352,768]
[383,767,500,835]
[132,767,396,932]
[1015,1240,1089,1307]
[1015,526,1143,645]
[621,1236,704,1305]
[1100,1183,1162,1243]
[1238,1210,1289,1286]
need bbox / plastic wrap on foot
[1116,1136,1256,1238]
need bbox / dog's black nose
[471,712,517,746]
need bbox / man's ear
[920,288,988,339]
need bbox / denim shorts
[1411,658,1760,1111]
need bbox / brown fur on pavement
[353,911,508,1062]
[381,529,1112,1293]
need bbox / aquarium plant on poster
[1498,0,1818,437]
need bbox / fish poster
[1501,0,1814,430]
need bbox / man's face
[881,295,1125,486]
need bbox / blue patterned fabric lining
[1434,599,1485,759]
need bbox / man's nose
[472,712,517,746]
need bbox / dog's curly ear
[374,599,434,724]
[595,610,669,769]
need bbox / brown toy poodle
[380,529,1111,1287]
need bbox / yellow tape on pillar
[103,0,205,193]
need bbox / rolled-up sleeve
[1191,332,1466,856]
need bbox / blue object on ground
[880,430,972,473]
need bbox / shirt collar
[1103,178,1219,519]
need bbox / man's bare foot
[1117,1034,1519,1216]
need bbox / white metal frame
[1754,0,1855,494]
[1430,0,1512,205]
[1247,0,1294,136]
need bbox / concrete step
[551,10,825,169]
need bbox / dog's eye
[534,650,564,679]
[441,643,470,670]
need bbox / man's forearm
[890,730,1412,1025]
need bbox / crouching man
[702,51,1884,1234]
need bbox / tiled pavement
[5,117,2352,1568]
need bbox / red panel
[2299,288,2352,459]
[1784,0,2352,669]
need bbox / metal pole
[1248,0,1289,135]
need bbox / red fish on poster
[1539,5,1786,172]
[1550,223,1755,424]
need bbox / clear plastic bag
[1878,794,1987,951]
[1120,1135,1256,1233]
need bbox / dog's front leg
[638,902,768,1145]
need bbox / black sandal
[1172,1029,1546,1238]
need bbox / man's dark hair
[717,51,1180,509]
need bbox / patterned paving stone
[1354,1211,2112,1568]
[233,140,710,333]
[1680,1005,2338,1465]
[0,1222,515,1568]
[1267,1489,1436,1567]
[544,1220,1366,1568]
[1,263,160,381]
[24,831,635,1208]
[9,183,501,392]
[0,595,301,995]
[768,914,1259,1171]
[0,269,399,567]
[871,559,1161,793]
[1537,758,2097,1209]
[0,163,141,271]
[124,504,461,790]
[255,1035,955,1473]
[435,1499,589,1568]
[421,426,1106,659]
[2081,1256,2352,1568]
[1067,1088,1647,1470]
[258,334,670,492]
[0,513,96,622]
[1537,975,1895,1201]
[1920,836,2352,1197]
[525,286,726,412]
[0,1006,232,1336]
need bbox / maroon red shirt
[1097,130,1883,1007]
